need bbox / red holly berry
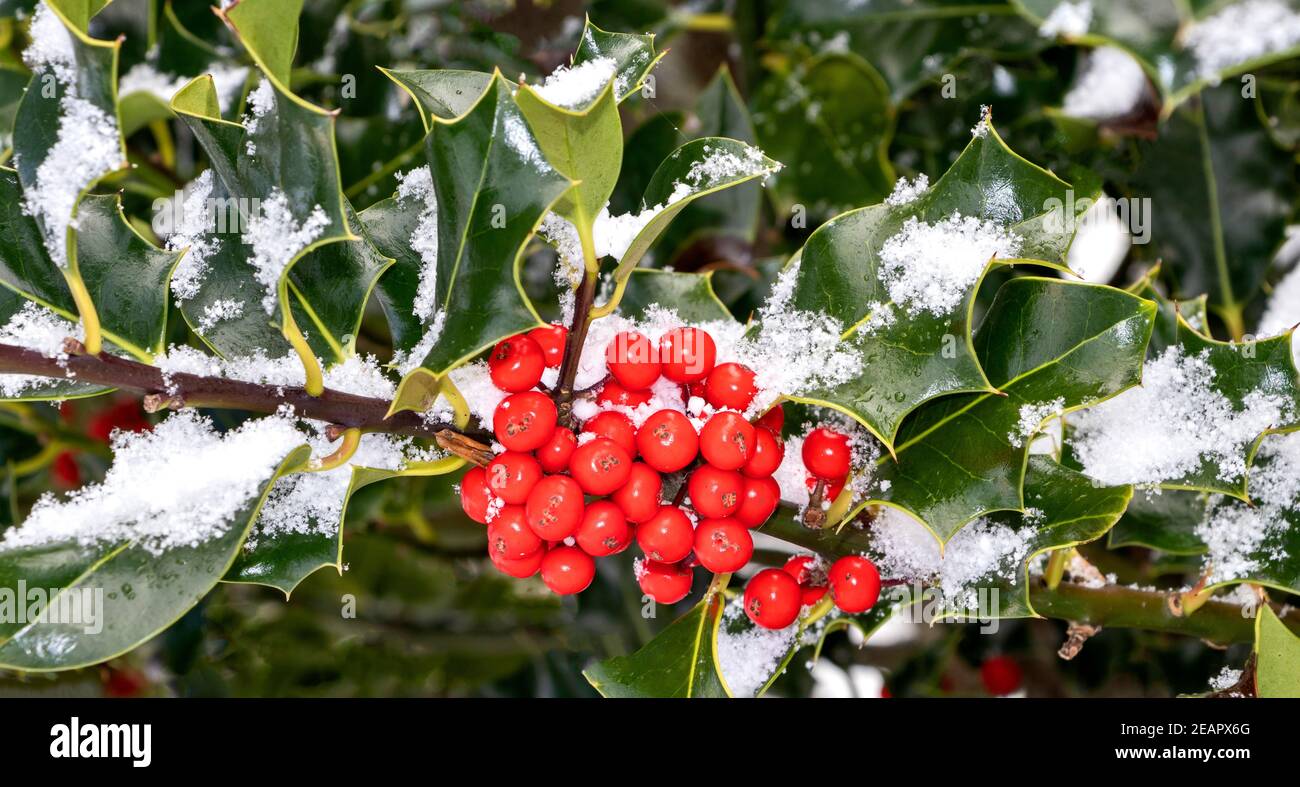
[704,362,758,411]
[637,559,694,604]
[828,555,881,613]
[636,409,698,473]
[51,450,81,488]
[88,400,149,443]
[595,380,654,408]
[636,505,695,563]
[744,568,801,630]
[802,427,851,480]
[102,666,148,698]
[524,474,585,540]
[755,404,784,435]
[735,476,780,528]
[490,543,545,578]
[687,464,743,519]
[782,555,828,606]
[742,426,783,478]
[980,656,1023,696]
[693,518,753,573]
[611,462,662,523]
[699,411,756,471]
[568,436,633,495]
[485,451,542,505]
[486,505,542,559]
[575,500,632,557]
[493,391,557,452]
[658,327,716,383]
[540,545,595,595]
[581,411,637,458]
[535,427,577,473]
[527,324,567,368]
[606,331,661,389]
[488,335,546,392]
[459,466,495,524]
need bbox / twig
[553,271,599,427]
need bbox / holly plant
[0,0,1298,699]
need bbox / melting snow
[1062,46,1148,121]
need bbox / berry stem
[553,269,599,426]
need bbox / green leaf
[752,52,895,218]
[1255,604,1300,697]
[218,0,301,86]
[868,277,1153,542]
[0,444,311,670]
[1131,83,1293,331]
[571,17,664,102]
[583,580,729,698]
[380,68,496,130]
[617,269,732,324]
[0,284,110,401]
[773,120,1092,451]
[1106,488,1211,554]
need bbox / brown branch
[0,341,478,440]
[553,270,598,427]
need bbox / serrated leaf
[752,52,895,218]
[866,278,1153,542]
[218,0,301,85]
[774,121,1091,450]
[380,68,497,130]
[0,443,311,670]
[1106,488,1211,554]
[583,580,728,698]
[1255,604,1300,697]
[617,269,732,323]
[572,17,663,102]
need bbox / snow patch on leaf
[877,213,1021,318]
[241,189,329,314]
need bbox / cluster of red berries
[458,322,882,630]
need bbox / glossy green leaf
[1255,604,1300,697]
[218,0,301,85]
[617,269,732,324]
[1107,488,1211,554]
[571,17,664,102]
[0,284,110,401]
[773,120,1093,451]
[0,444,311,670]
[381,68,496,130]
[752,52,895,218]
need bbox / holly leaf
[866,278,1153,542]
[617,269,733,324]
[1255,604,1300,697]
[571,17,664,102]
[0,442,311,670]
[752,52,895,218]
[0,284,110,400]
[583,580,728,698]
[773,119,1093,451]
[1106,488,1211,554]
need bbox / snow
[531,56,617,109]
[241,189,329,314]
[885,173,929,207]
[118,63,190,104]
[448,361,509,427]
[1185,0,1300,83]
[241,78,276,156]
[1259,228,1300,343]
[196,298,244,333]
[877,213,1021,317]
[1062,46,1148,121]
[209,63,251,113]
[1071,345,1296,486]
[1062,195,1131,282]
[1038,0,1092,38]
[22,3,75,85]
[715,598,799,698]
[390,165,445,373]
[1011,397,1066,448]
[1209,666,1243,692]
[0,302,80,396]
[0,410,306,555]
[168,170,221,302]
[156,346,396,400]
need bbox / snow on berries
[457,321,882,619]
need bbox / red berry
[687,464,743,519]
[89,400,149,443]
[636,409,698,473]
[103,667,148,698]
[802,427,851,480]
[658,327,716,383]
[782,555,828,606]
[575,500,632,557]
[459,466,496,524]
[524,474,585,540]
[540,545,595,595]
[980,656,1023,696]
[735,476,780,528]
[490,544,545,578]
[637,559,694,604]
[488,335,545,392]
[637,505,695,563]
[568,436,633,495]
[527,324,567,368]
[582,411,637,458]
[611,462,662,523]
[704,362,758,411]
[693,518,753,573]
[744,568,801,629]
[485,451,542,504]
[755,404,784,435]
[699,411,756,471]
[828,555,881,613]
[742,426,783,478]
[595,380,654,408]
[51,450,81,488]
[493,391,558,452]
[486,505,542,559]
[606,331,661,389]
[535,427,577,473]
